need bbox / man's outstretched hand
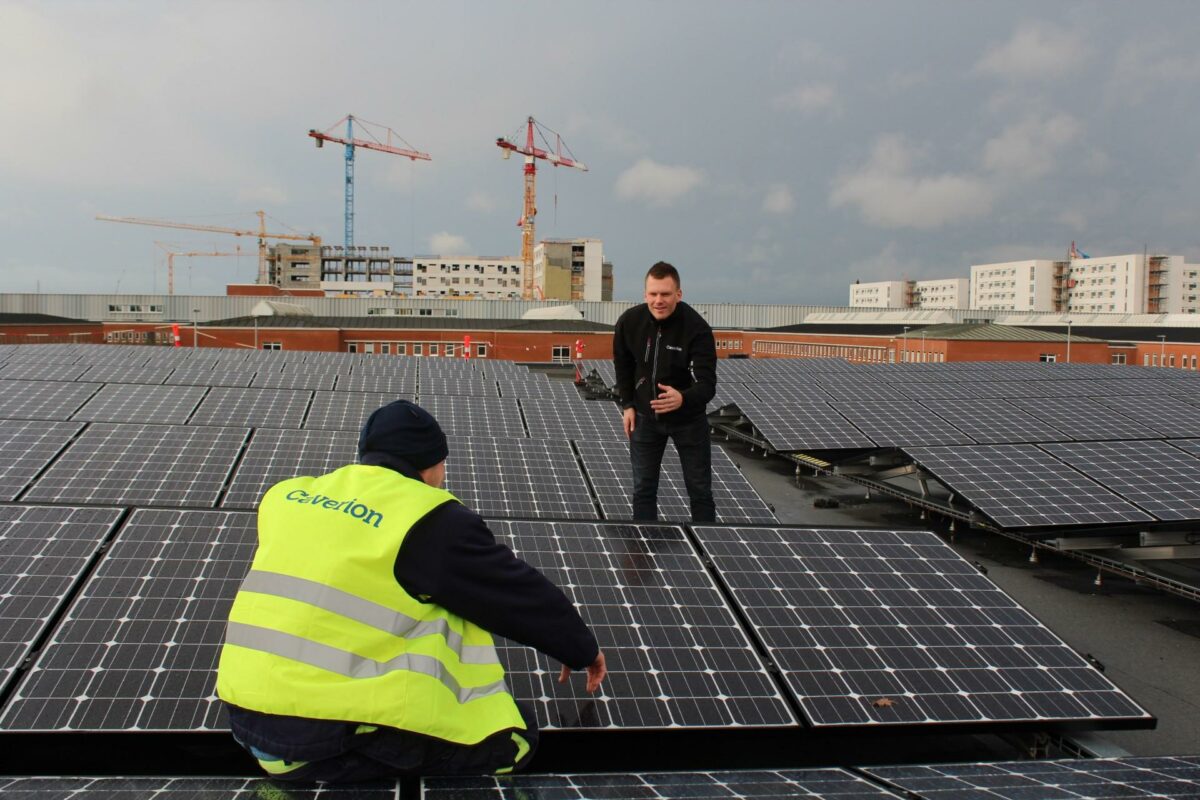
[558,651,607,694]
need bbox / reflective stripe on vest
[217,464,527,745]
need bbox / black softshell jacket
[613,301,717,423]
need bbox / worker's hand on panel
[623,408,637,438]
[558,651,607,694]
[649,384,683,414]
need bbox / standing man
[613,261,717,522]
[217,400,606,781]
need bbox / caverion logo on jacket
[284,489,384,528]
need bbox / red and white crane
[496,117,587,300]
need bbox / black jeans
[630,411,715,522]
[264,702,539,782]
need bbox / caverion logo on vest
[284,489,384,528]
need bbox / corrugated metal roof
[0,312,90,324]
[895,323,1102,343]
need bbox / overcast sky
[2,1,1198,304]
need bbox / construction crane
[97,211,321,287]
[154,242,245,296]
[308,115,431,250]
[496,116,587,300]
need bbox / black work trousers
[630,411,715,522]
[265,702,539,782]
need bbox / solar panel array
[0,345,1167,777]
[693,525,1150,727]
[0,777,400,800]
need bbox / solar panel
[814,379,905,403]
[574,439,777,523]
[445,435,597,519]
[164,367,257,388]
[421,395,526,438]
[72,384,208,425]
[0,777,399,799]
[221,428,359,509]
[0,420,83,500]
[737,401,875,451]
[423,769,895,799]
[0,380,101,421]
[333,374,418,395]
[1007,397,1159,441]
[419,376,498,398]
[74,364,174,385]
[1091,395,1200,437]
[1040,440,1200,522]
[489,520,795,729]
[692,525,1151,727]
[497,378,582,402]
[744,382,832,404]
[187,386,312,430]
[831,401,975,447]
[304,390,409,432]
[24,423,249,508]
[0,508,257,731]
[917,399,1068,444]
[864,757,1200,800]
[0,505,122,694]
[249,370,337,391]
[1170,438,1200,458]
[521,397,626,441]
[0,362,90,382]
[906,444,1153,528]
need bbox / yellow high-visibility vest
[216,464,527,745]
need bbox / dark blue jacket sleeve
[395,502,599,670]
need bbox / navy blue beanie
[358,400,449,470]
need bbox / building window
[552,345,571,364]
[413,343,423,356]
[1144,354,1150,366]
[429,343,439,356]
[262,342,282,351]
[1039,354,1057,363]
[477,343,487,358]
[380,343,390,355]
[444,344,455,357]
[396,343,407,355]
[348,343,358,354]
[1170,355,1177,368]
[1110,353,1126,365]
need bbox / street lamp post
[901,326,909,363]
[1158,334,1167,367]
[191,308,200,350]
[1066,319,1072,363]
[920,331,926,362]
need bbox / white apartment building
[912,278,969,309]
[850,278,969,309]
[969,260,1060,311]
[413,256,525,299]
[533,239,607,302]
[850,281,909,308]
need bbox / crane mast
[496,117,587,300]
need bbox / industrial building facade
[850,279,969,309]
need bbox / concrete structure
[850,278,969,309]
[969,260,1061,312]
[533,239,609,301]
[412,255,525,300]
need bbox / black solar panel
[521,397,626,441]
[692,525,1151,727]
[815,379,905,403]
[832,401,975,447]
[164,367,257,388]
[249,370,337,391]
[333,374,418,395]
[421,395,526,438]
[1008,397,1159,441]
[0,508,257,731]
[574,439,777,523]
[445,435,597,519]
[1091,395,1200,437]
[906,444,1153,528]
[738,401,874,451]
[72,384,208,425]
[423,769,895,799]
[0,362,90,382]
[0,777,399,799]
[0,420,82,500]
[187,386,312,430]
[0,505,122,694]
[745,381,832,403]
[918,399,1068,444]
[0,380,101,421]
[24,423,249,508]
[864,756,1200,800]
[419,376,498,398]
[497,378,582,402]
[490,520,795,729]
[222,428,359,509]
[1040,440,1200,522]
[75,364,174,385]
[304,391,409,432]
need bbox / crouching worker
[216,400,606,781]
